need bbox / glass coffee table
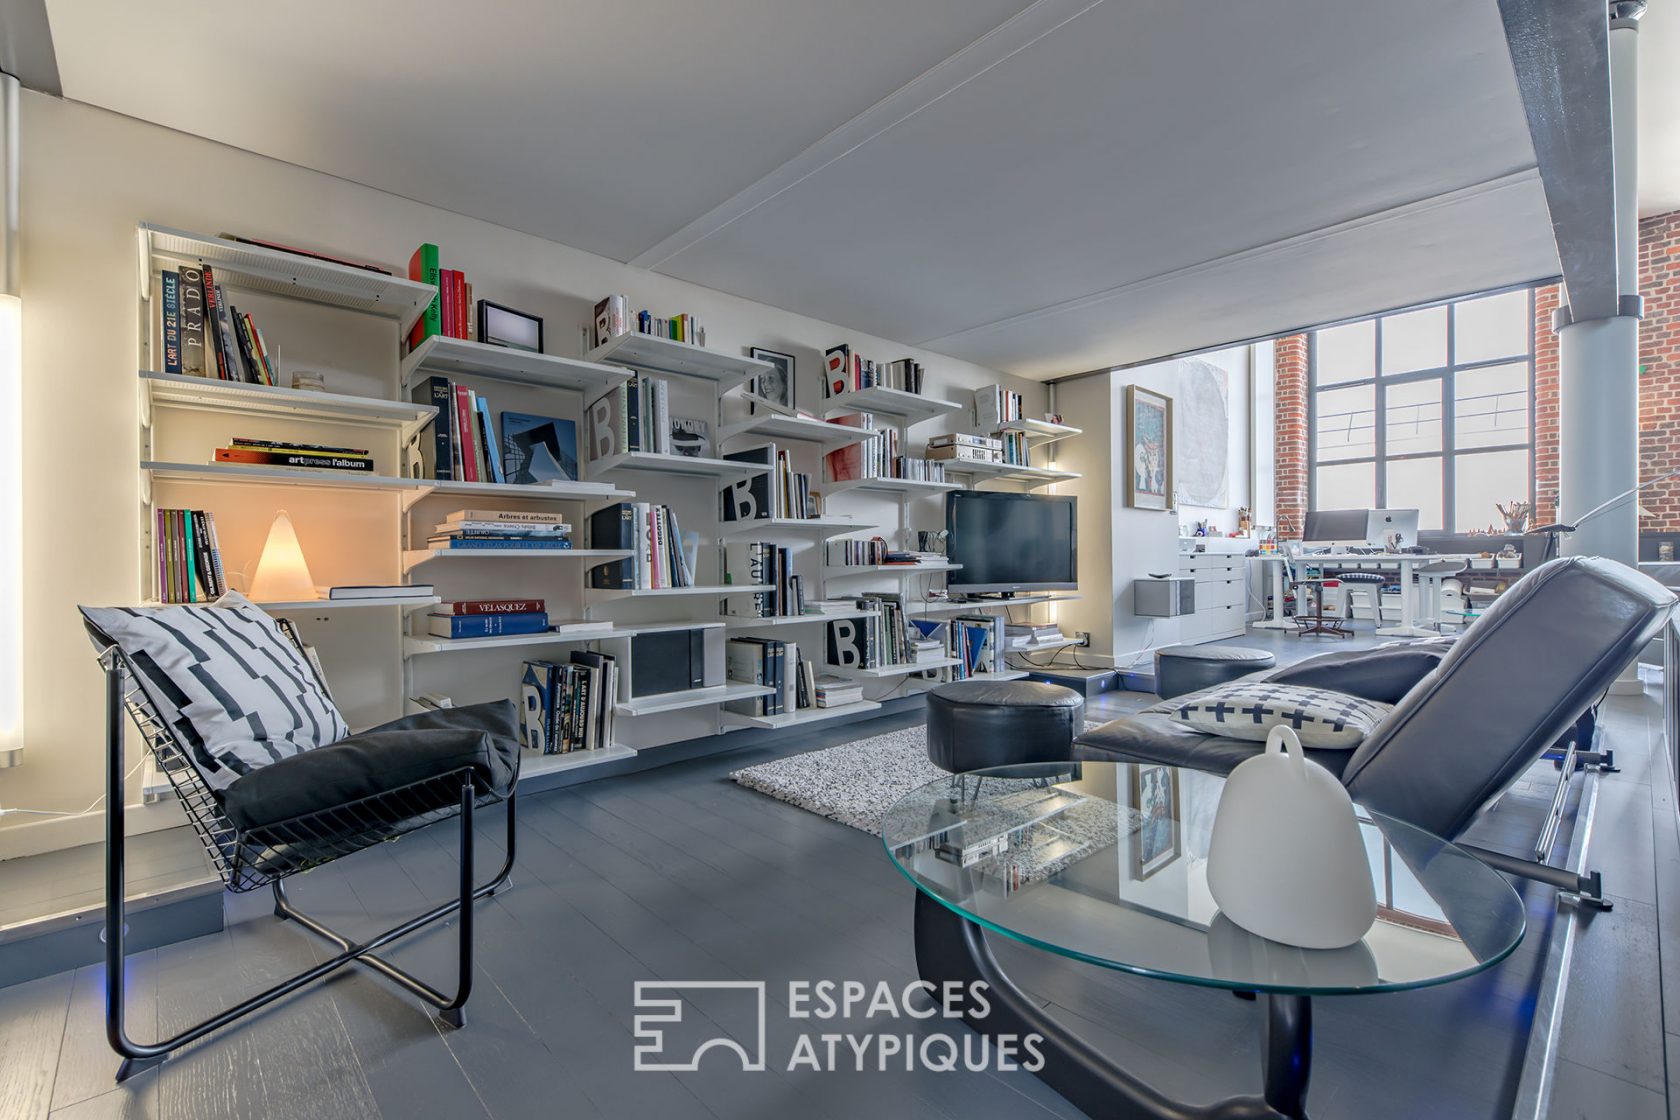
[881,762,1526,1120]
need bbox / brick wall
[1273,333,1309,534]
[1275,211,1680,533]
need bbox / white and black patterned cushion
[1167,681,1390,749]
[80,592,350,790]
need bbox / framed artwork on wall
[1125,384,1174,510]
[748,347,795,414]
[1129,763,1182,880]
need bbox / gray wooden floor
[0,633,1669,1120]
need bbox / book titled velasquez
[433,599,546,616]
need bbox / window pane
[1454,361,1530,449]
[1454,290,1530,364]
[1385,457,1443,530]
[1315,462,1375,512]
[1315,321,1375,385]
[1381,306,1447,374]
[1384,378,1443,455]
[1313,384,1375,462]
[1455,449,1530,533]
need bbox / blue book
[160,270,182,373]
[428,611,548,639]
[476,395,506,484]
[429,536,574,550]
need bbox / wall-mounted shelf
[140,224,436,333]
[140,371,436,442]
[401,548,632,575]
[1005,636,1082,654]
[521,743,637,777]
[401,335,629,396]
[402,621,618,656]
[589,450,771,480]
[720,700,883,731]
[584,583,772,603]
[941,459,1080,485]
[143,460,417,493]
[998,418,1083,445]
[907,593,1080,617]
[406,476,634,509]
[822,386,963,427]
[719,516,868,538]
[717,412,883,448]
[723,610,878,630]
[824,562,961,578]
[825,476,960,497]
[143,595,441,612]
[822,657,959,679]
[586,332,773,387]
[617,681,776,718]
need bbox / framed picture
[477,300,544,353]
[749,347,795,413]
[1125,384,1174,510]
[1129,763,1182,880]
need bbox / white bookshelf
[142,460,419,493]
[521,743,637,777]
[720,700,882,731]
[942,460,1080,485]
[824,562,961,578]
[589,449,771,481]
[724,609,878,630]
[825,476,960,497]
[143,594,441,612]
[402,622,619,657]
[908,593,1081,617]
[617,681,777,718]
[401,547,632,575]
[823,657,960,679]
[717,412,883,448]
[586,332,773,388]
[822,386,963,427]
[583,583,771,603]
[140,223,437,333]
[409,477,633,509]
[999,418,1082,446]
[401,334,628,396]
[719,515,870,538]
[140,370,436,442]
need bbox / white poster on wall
[1174,357,1232,509]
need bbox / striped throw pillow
[81,592,350,790]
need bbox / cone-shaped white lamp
[247,510,319,602]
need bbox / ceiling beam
[1496,0,1616,320]
[0,0,59,96]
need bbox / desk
[1255,552,1475,637]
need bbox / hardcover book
[434,599,545,615]
[719,446,776,522]
[408,243,441,350]
[177,266,208,376]
[413,376,454,480]
[670,417,711,458]
[160,270,182,373]
[426,610,548,639]
[587,502,637,589]
[584,385,625,461]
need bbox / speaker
[630,628,721,696]
[1134,576,1195,617]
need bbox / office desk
[1255,552,1475,638]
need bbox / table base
[914,891,1313,1119]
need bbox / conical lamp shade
[247,510,319,602]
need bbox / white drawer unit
[1172,553,1249,642]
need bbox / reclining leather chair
[1076,557,1675,906]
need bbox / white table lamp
[247,510,319,603]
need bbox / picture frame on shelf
[748,347,795,413]
[1124,384,1173,511]
[477,300,544,353]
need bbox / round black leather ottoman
[1154,644,1276,699]
[925,680,1085,773]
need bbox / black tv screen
[945,492,1077,594]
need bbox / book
[435,520,569,536]
[413,376,454,480]
[160,270,182,373]
[177,266,207,376]
[200,267,229,380]
[327,584,435,600]
[519,661,558,753]
[425,536,573,551]
[587,502,637,589]
[570,650,618,749]
[670,417,711,458]
[229,437,370,456]
[426,611,548,639]
[724,638,768,716]
[408,243,441,350]
[211,284,248,382]
[719,445,776,522]
[453,385,479,482]
[434,598,545,615]
[228,304,264,385]
[445,509,568,525]
[215,448,373,471]
[594,295,628,348]
[502,412,578,484]
[244,313,278,385]
[476,395,505,484]
[584,383,626,461]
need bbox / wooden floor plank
[0,970,75,1120]
[51,955,159,1112]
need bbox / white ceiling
[43,0,1652,379]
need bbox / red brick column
[1533,283,1561,525]
[1273,334,1309,537]
[1639,211,1680,531]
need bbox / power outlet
[1074,631,1091,648]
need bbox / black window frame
[1306,285,1537,532]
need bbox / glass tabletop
[881,762,1526,996]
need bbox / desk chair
[1284,554,1351,638]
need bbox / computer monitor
[1302,509,1370,548]
[1366,508,1419,550]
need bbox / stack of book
[427,509,573,551]
[724,637,813,717]
[586,502,696,589]
[159,266,279,384]
[155,508,226,603]
[824,538,935,567]
[720,541,804,618]
[823,344,925,398]
[585,375,711,460]
[215,437,371,473]
[412,375,579,485]
[593,294,708,348]
[407,243,473,350]
[1006,623,1066,649]
[718,443,820,522]
[428,599,548,639]
[974,384,1025,430]
[926,433,1003,466]
[812,676,865,709]
[823,421,945,484]
[949,614,1007,679]
[520,651,618,754]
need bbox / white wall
[2,92,1047,858]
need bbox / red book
[434,599,545,616]
[454,271,469,339]
[440,270,455,338]
[453,385,479,482]
[201,266,228,380]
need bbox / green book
[408,242,441,348]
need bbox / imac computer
[1366,508,1419,551]
[1301,509,1370,550]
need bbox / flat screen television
[945,491,1077,595]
